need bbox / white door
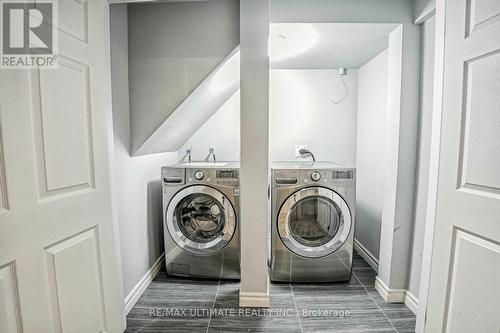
[0,1,124,332]
[424,0,500,331]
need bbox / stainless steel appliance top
[271,161,352,170]
[165,161,240,169]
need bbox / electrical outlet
[295,145,308,158]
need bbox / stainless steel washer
[162,162,240,279]
[270,161,356,282]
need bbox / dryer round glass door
[166,185,236,255]
[277,187,352,258]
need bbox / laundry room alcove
[108,0,422,327]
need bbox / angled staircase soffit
[133,47,240,156]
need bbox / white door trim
[416,0,446,331]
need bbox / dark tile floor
[126,251,416,333]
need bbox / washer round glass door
[277,187,351,258]
[166,185,236,255]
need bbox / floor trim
[239,291,270,308]
[375,276,405,303]
[404,290,419,315]
[375,276,419,315]
[353,238,379,271]
[124,253,164,315]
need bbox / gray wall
[355,49,389,261]
[110,4,178,298]
[127,0,239,153]
[408,14,435,298]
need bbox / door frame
[416,0,446,331]
[108,0,420,320]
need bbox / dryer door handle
[275,177,298,185]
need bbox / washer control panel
[216,169,239,185]
[182,168,239,185]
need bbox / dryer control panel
[273,168,355,189]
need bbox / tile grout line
[205,279,221,333]
[352,270,400,333]
[289,283,304,333]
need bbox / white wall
[110,5,178,298]
[127,0,239,153]
[270,70,358,165]
[408,14,435,298]
[181,70,358,165]
[355,49,389,261]
[180,91,241,161]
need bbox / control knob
[311,171,321,182]
[194,170,204,180]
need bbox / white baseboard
[404,290,419,315]
[239,291,270,308]
[124,253,164,315]
[375,276,405,302]
[374,276,418,315]
[353,238,379,272]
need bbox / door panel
[37,0,89,43]
[58,0,88,43]
[445,230,500,332]
[0,133,7,211]
[459,50,500,196]
[45,227,106,333]
[32,56,95,197]
[425,0,500,331]
[0,262,22,333]
[0,1,123,332]
[466,0,500,36]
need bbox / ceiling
[270,23,398,69]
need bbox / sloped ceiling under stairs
[127,0,240,156]
[134,49,240,156]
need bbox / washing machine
[270,161,356,282]
[162,162,240,279]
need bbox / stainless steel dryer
[270,161,356,282]
[162,162,240,279]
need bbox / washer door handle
[276,177,298,185]
[164,177,183,184]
